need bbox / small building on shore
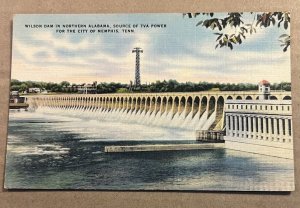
[9,91,28,110]
[28,88,41,93]
[77,82,97,94]
[64,81,98,94]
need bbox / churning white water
[17,107,196,142]
[34,104,215,134]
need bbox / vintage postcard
[5,13,294,191]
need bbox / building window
[288,119,292,136]
[228,105,230,109]
[233,116,235,130]
[266,118,269,134]
[260,117,264,133]
[271,106,273,110]
[237,105,239,109]
[241,105,243,109]
[276,106,279,110]
[282,106,284,111]
[232,105,234,109]
[250,105,252,110]
[277,119,280,135]
[251,117,254,132]
[271,118,274,134]
[241,117,244,131]
[256,117,259,133]
[282,119,286,135]
[260,106,262,110]
[288,106,290,111]
[265,106,267,110]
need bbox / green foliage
[184,12,290,52]
[116,88,130,93]
[279,34,290,52]
[97,82,127,94]
[60,81,70,87]
[271,82,291,91]
[10,79,291,94]
[10,80,66,93]
[141,80,258,92]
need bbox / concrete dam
[25,91,291,132]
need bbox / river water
[5,110,294,191]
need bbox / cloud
[31,31,98,50]
[11,14,291,85]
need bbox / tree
[11,79,21,86]
[10,85,20,91]
[184,12,290,52]
[19,83,28,92]
[60,81,70,87]
[116,88,130,93]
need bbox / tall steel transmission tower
[132,47,143,87]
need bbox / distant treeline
[10,79,291,94]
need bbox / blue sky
[11,13,291,84]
